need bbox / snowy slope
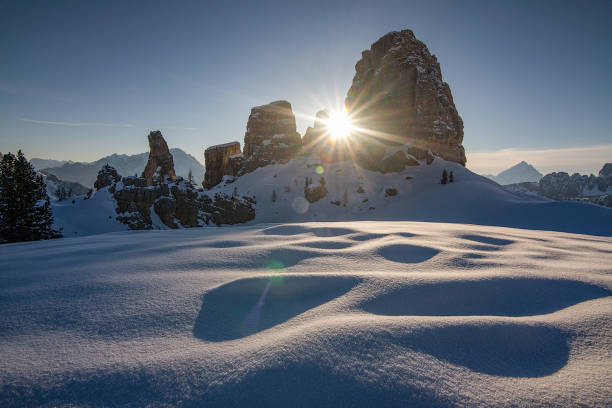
[51,189,128,237]
[205,154,612,236]
[483,161,543,185]
[50,154,612,237]
[1,221,611,406]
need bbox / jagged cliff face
[345,29,466,165]
[203,142,242,189]
[142,130,177,185]
[242,100,302,172]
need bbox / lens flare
[327,109,353,140]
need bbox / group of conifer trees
[441,169,455,184]
[0,151,61,243]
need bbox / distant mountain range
[31,158,74,170]
[32,148,204,188]
[483,161,543,185]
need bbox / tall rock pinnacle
[345,29,466,165]
[142,130,176,185]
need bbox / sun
[327,109,353,140]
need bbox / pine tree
[342,190,348,207]
[55,186,67,201]
[187,169,194,187]
[441,169,448,185]
[320,177,326,187]
[0,151,61,243]
[271,189,277,203]
[449,171,454,183]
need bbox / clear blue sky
[1,0,611,174]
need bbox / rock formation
[302,109,351,163]
[94,164,121,190]
[96,131,257,230]
[302,109,329,150]
[242,100,302,172]
[203,142,242,189]
[114,177,256,229]
[345,29,466,166]
[142,130,176,185]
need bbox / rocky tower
[302,109,329,150]
[345,29,466,165]
[302,109,352,163]
[242,100,302,172]
[203,141,242,189]
[142,130,176,185]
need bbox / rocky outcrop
[142,130,176,185]
[501,163,612,209]
[345,29,466,166]
[94,164,121,190]
[599,163,612,180]
[242,100,302,172]
[304,177,328,203]
[114,178,256,230]
[203,141,242,189]
[302,109,329,150]
[98,140,256,230]
[302,109,352,163]
[539,168,611,200]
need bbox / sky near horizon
[1,0,611,175]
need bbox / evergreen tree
[449,171,454,183]
[342,190,348,207]
[271,189,277,203]
[187,169,195,187]
[0,151,61,243]
[441,169,448,185]
[55,186,67,201]
[320,177,326,187]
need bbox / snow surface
[1,221,611,406]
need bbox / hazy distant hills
[483,161,543,185]
[34,148,204,188]
[31,158,74,170]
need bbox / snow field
[1,221,611,406]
